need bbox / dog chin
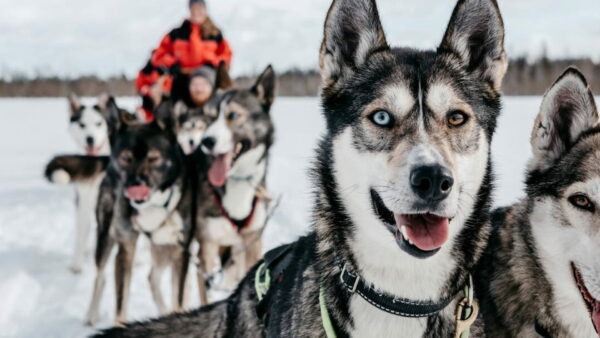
[370,188,455,259]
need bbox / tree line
[1,57,599,97]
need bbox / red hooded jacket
[151,19,232,70]
[135,60,173,96]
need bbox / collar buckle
[340,263,360,293]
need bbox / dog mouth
[125,184,151,204]
[207,141,249,187]
[370,189,450,259]
[572,263,600,334]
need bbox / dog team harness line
[210,186,259,231]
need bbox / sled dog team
[45,0,600,337]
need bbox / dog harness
[211,186,259,232]
[254,245,478,338]
[130,186,183,245]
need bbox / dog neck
[221,144,267,220]
[529,199,599,337]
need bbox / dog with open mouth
[44,93,116,274]
[194,63,275,304]
[83,99,196,326]
[94,0,507,336]
[476,67,600,337]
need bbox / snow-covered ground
[0,96,583,337]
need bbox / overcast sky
[1,0,599,78]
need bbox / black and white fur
[195,65,275,303]
[477,68,600,338]
[95,0,506,336]
[45,93,114,273]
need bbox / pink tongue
[208,151,234,187]
[86,147,99,156]
[593,307,600,335]
[395,214,449,251]
[127,185,150,202]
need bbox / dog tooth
[400,225,408,239]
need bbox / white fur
[51,169,71,185]
[177,119,206,155]
[70,174,104,273]
[332,125,488,336]
[202,101,234,156]
[130,187,182,246]
[69,107,110,156]
[530,196,599,337]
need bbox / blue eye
[371,110,393,127]
[228,112,239,120]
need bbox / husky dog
[96,0,506,336]
[477,68,600,337]
[195,64,275,303]
[173,101,212,156]
[45,93,115,273]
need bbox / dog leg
[71,184,95,274]
[243,231,263,271]
[170,246,188,312]
[114,238,138,326]
[85,232,115,326]
[149,245,169,315]
[198,241,220,304]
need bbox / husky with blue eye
[477,68,600,338]
[95,0,507,336]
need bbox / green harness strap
[319,288,337,338]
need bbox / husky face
[201,65,275,187]
[110,105,182,204]
[68,93,111,156]
[526,68,600,335]
[173,101,211,155]
[319,0,505,274]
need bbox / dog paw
[51,169,71,185]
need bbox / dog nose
[189,139,195,147]
[86,136,94,147]
[410,165,454,202]
[201,137,216,151]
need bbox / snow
[0,96,593,337]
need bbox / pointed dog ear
[252,65,276,109]
[153,100,176,132]
[319,0,388,89]
[215,61,234,91]
[530,67,599,171]
[439,0,507,92]
[68,93,82,116]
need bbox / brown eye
[447,111,468,128]
[119,151,133,166]
[147,150,163,165]
[568,194,595,212]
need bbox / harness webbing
[211,187,259,231]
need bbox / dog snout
[410,165,454,202]
[201,137,216,152]
[86,136,94,147]
[189,139,195,147]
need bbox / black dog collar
[338,263,455,317]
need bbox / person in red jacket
[151,0,232,101]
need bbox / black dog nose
[86,136,94,147]
[410,165,454,202]
[201,137,216,151]
[189,139,195,147]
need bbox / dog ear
[153,100,176,132]
[530,67,599,171]
[173,100,189,118]
[215,61,234,91]
[319,0,388,89]
[439,0,507,92]
[68,93,82,116]
[252,65,276,109]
